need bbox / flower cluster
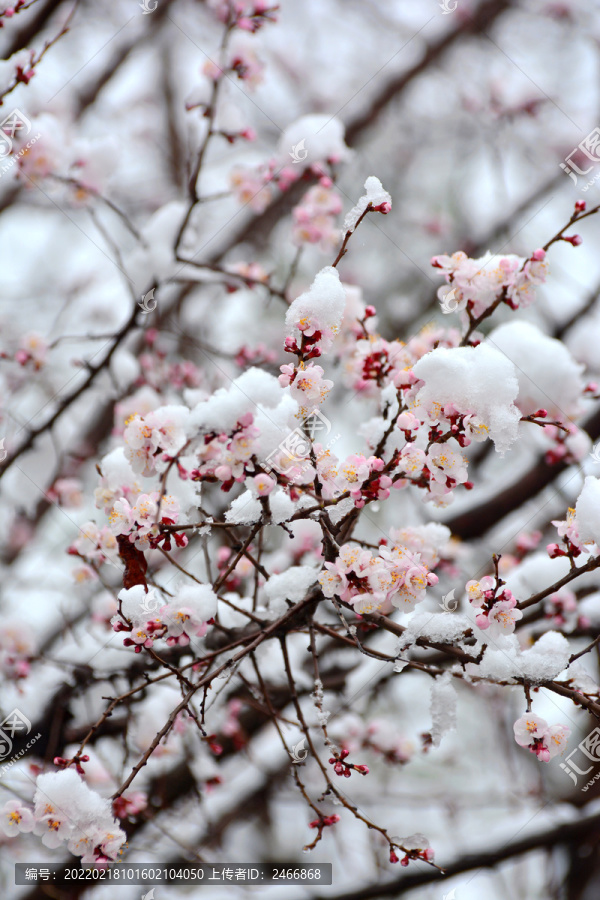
[547,508,585,559]
[1,769,126,862]
[108,492,185,551]
[466,576,523,636]
[123,408,189,477]
[191,411,260,489]
[431,248,548,319]
[279,362,333,410]
[70,521,119,567]
[513,713,570,762]
[113,583,218,651]
[292,180,342,251]
[319,542,438,615]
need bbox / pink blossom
[513,714,570,762]
[0,801,35,836]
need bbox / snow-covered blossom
[343,175,391,233]
[26,769,126,860]
[191,411,261,488]
[412,343,521,454]
[285,266,347,353]
[513,714,570,762]
[113,583,217,650]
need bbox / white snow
[191,368,287,434]
[401,611,472,645]
[285,266,347,351]
[176,584,218,621]
[575,476,600,545]
[225,491,262,525]
[269,488,296,523]
[429,672,457,747]
[489,321,584,419]
[478,631,570,683]
[265,566,318,613]
[412,343,521,454]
